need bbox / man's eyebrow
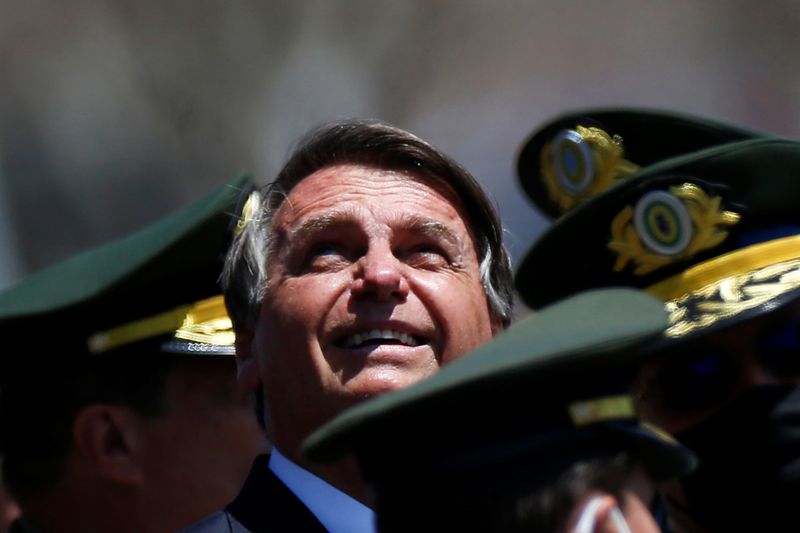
[401,215,460,247]
[289,210,358,243]
[280,211,463,249]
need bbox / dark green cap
[303,288,696,498]
[517,107,773,218]
[517,138,800,340]
[0,174,256,377]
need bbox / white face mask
[571,495,633,533]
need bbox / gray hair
[222,119,513,331]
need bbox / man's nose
[351,245,409,301]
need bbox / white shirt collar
[268,448,376,533]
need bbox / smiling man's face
[251,164,496,457]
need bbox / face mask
[572,495,632,533]
[674,384,800,530]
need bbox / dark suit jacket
[8,519,38,533]
[180,455,327,533]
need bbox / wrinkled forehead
[270,163,479,237]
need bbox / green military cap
[303,288,696,507]
[517,138,800,340]
[517,107,773,218]
[0,174,257,376]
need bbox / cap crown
[518,107,772,218]
[0,174,254,375]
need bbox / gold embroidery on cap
[608,183,740,276]
[664,258,800,337]
[648,235,800,300]
[540,125,639,213]
[87,295,233,354]
[174,295,235,346]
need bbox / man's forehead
[274,163,473,228]
[301,162,464,198]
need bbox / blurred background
[1,0,799,293]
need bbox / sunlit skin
[237,164,497,489]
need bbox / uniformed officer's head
[303,288,696,532]
[516,109,800,531]
[0,176,266,533]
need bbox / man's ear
[72,404,146,486]
[235,325,261,390]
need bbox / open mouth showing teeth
[339,329,420,349]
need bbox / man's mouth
[338,329,421,349]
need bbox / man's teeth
[342,329,418,348]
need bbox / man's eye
[301,243,350,271]
[406,245,450,266]
[310,243,342,257]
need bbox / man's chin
[340,367,435,400]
